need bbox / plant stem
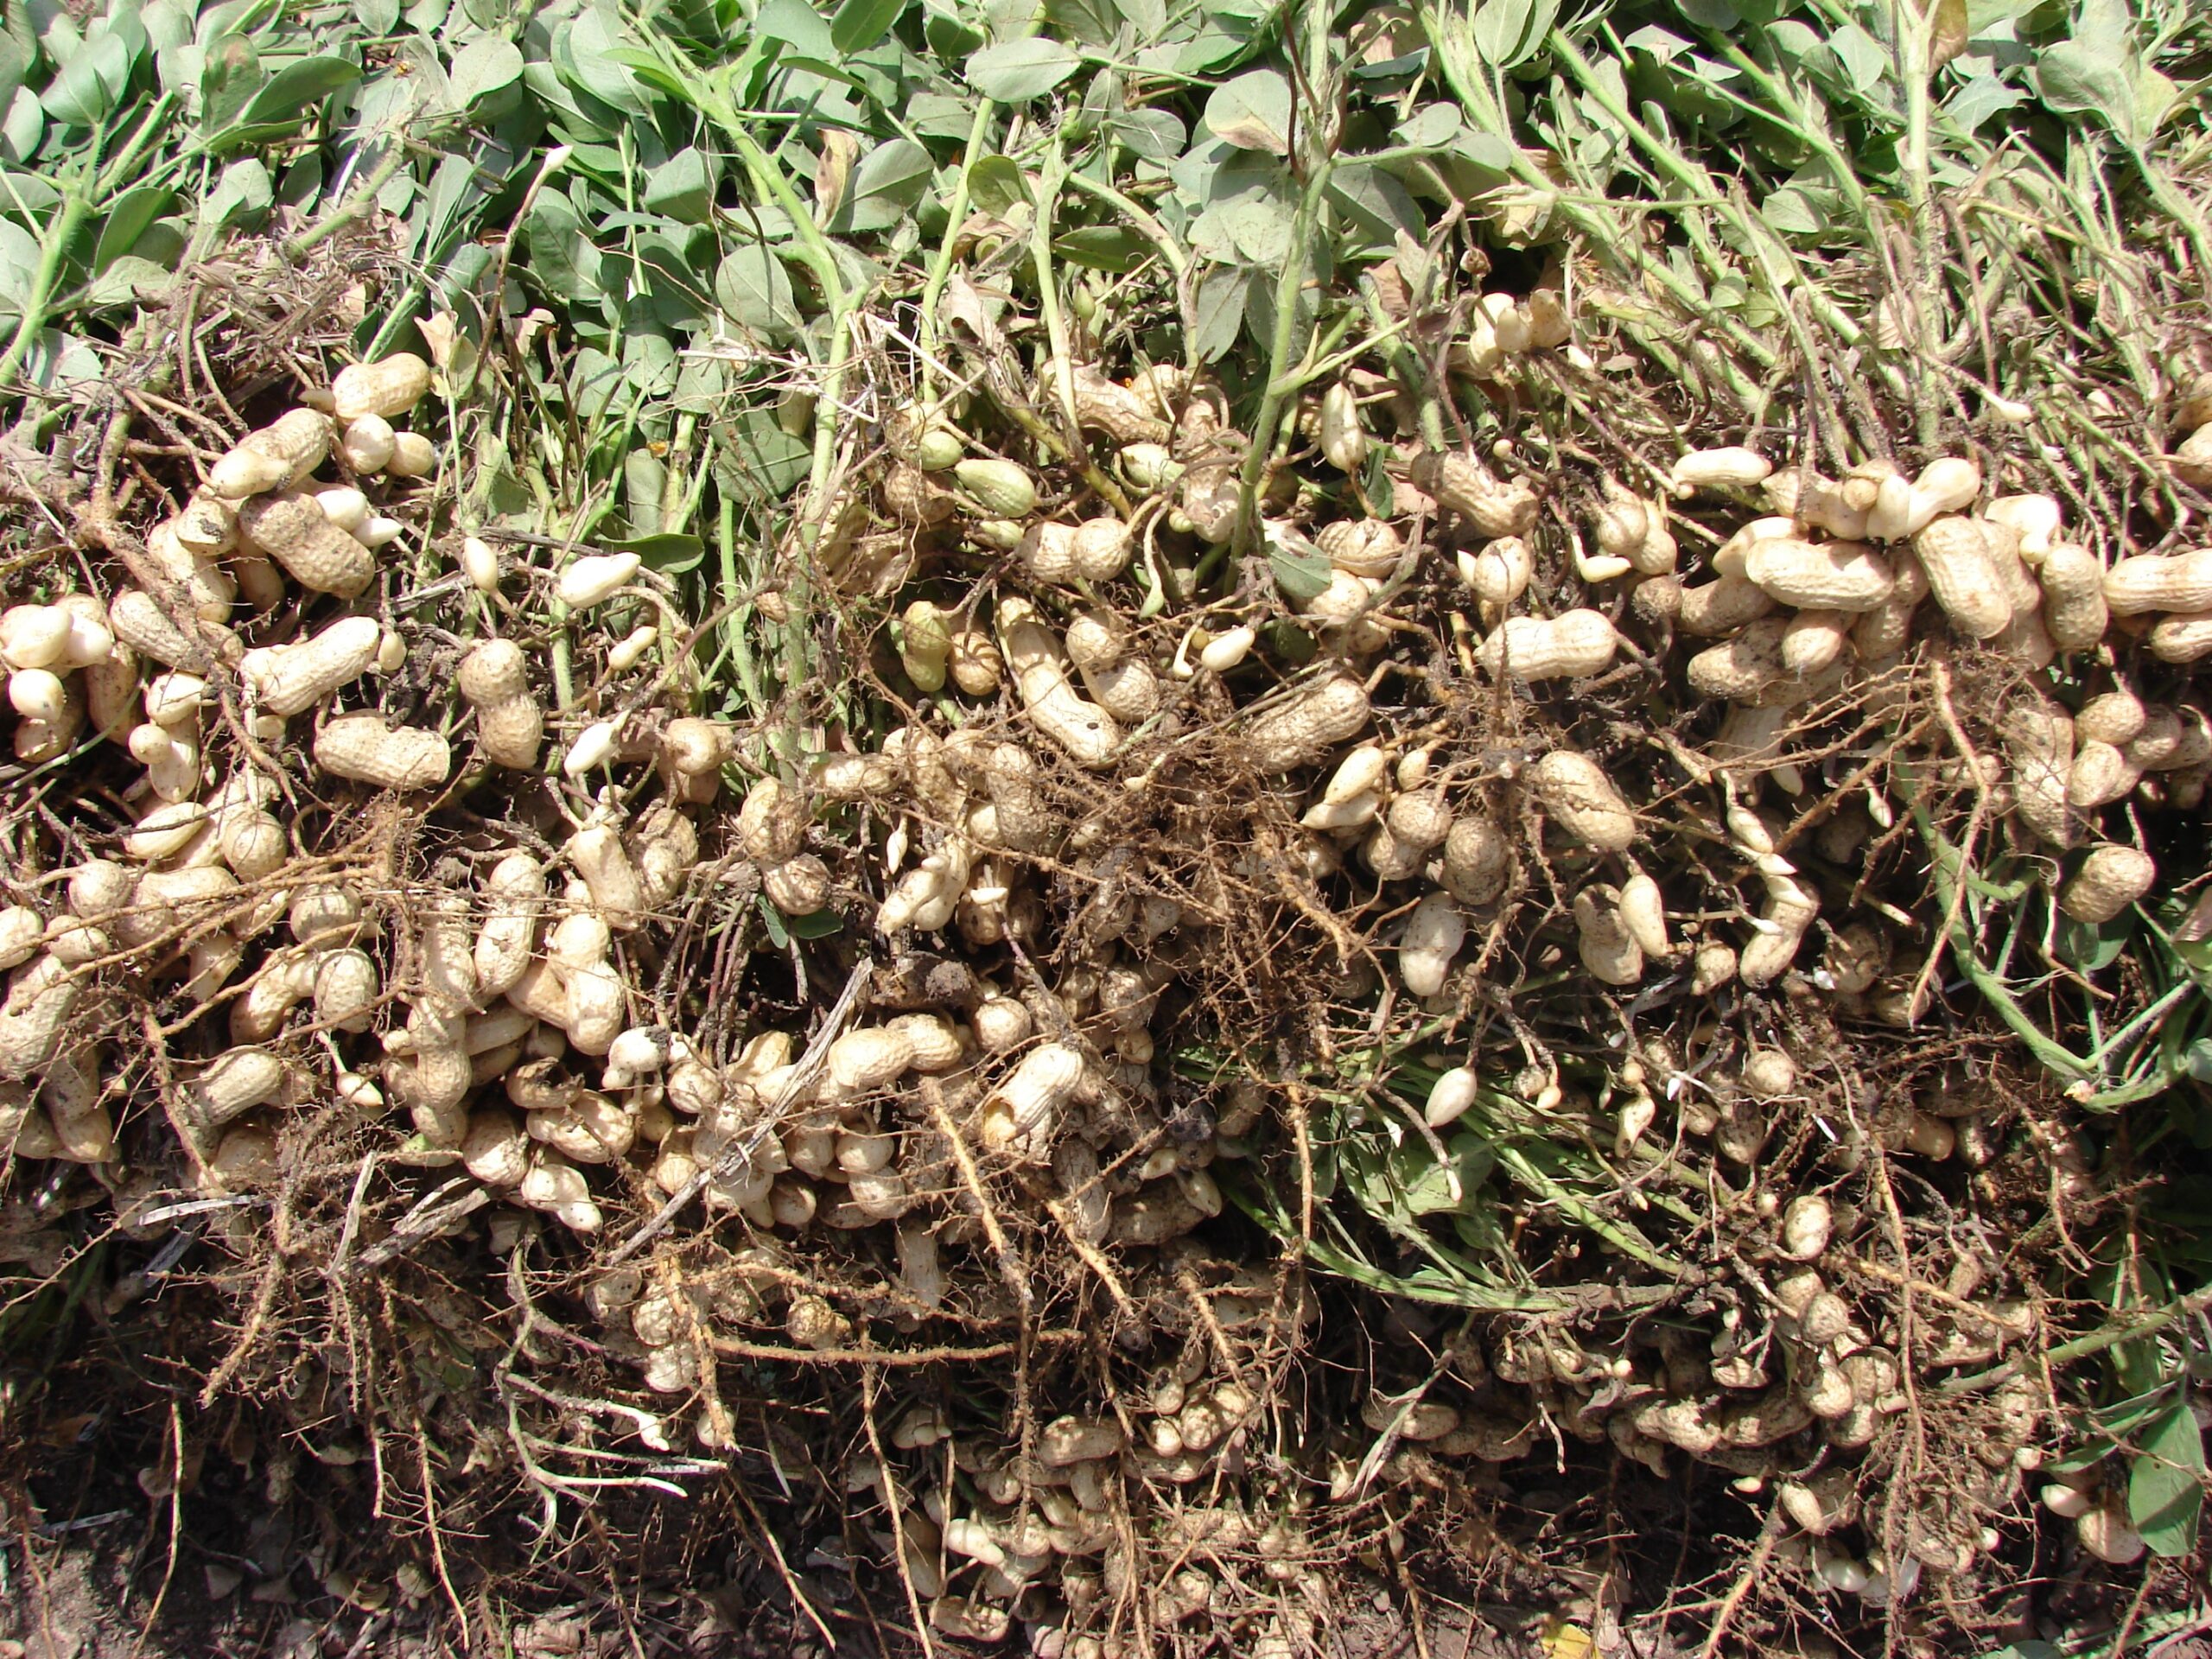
[918,99,996,403]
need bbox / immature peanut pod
[568,823,644,927]
[1617,871,1669,959]
[239,492,375,597]
[899,601,951,692]
[996,597,1122,767]
[340,415,397,473]
[1398,890,1465,997]
[457,639,543,770]
[955,457,1039,518]
[333,353,432,423]
[1319,381,1368,473]
[1475,609,1619,681]
[315,715,451,791]
[976,1041,1084,1160]
[1669,446,1772,494]
[1528,751,1636,851]
[556,552,640,610]
[209,408,331,498]
[240,614,383,717]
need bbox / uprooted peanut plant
[5,0,2212,1655]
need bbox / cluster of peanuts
[4,286,2206,1645]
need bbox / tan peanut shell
[332,353,433,423]
[457,639,543,769]
[314,714,451,791]
[2106,548,2212,616]
[2037,543,2108,649]
[1676,572,1777,637]
[997,598,1122,767]
[209,408,331,498]
[238,492,375,597]
[2060,845,2156,925]
[1528,751,1636,851]
[1911,516,2012,639]
[1243,674,1370,771]
[242,614,383,717]
[1475,609,1619,681]
[1740,538,1894,611]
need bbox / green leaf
[1268,525,1332,602]
[82,253,176,307]
[0,217,41,316]
[448,35,523,109]
[1204,67,1291,154]
[41,27,135,126]
[717,410,812,502]
[966,154,1032,217]
[716,241,799,340]
[2037,39,2135,140]
[1052,226,1147,272]
[833,138,932,233]
[830,0,906,54]
[967,37,1079,101]
[2129,1402,2204,1556]
[524,192,603,303]
[2,86,44,164]
[600,530,705,575]
[644,144,715,224]
[238,55,359,126]
[94,186,174,275]
[1190,265,1247,363]
[197,157,273,238]
[197,35,261,133]
[1471,0,1558,69]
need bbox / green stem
[0,181,98,390]
[918,100,996,402]
[1028,130,1080,436]
[1236,156,1332,554]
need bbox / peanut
[314,714,451,791]
[209,408,331,498]
[332,353,432,423]
[997,597,1122,767]
[1475,609,1618,681]
[2106,548,2212,615]
[238,492,375,596]
[1528,751,1636,851]
[241,614,383,717]
[457,639,543,769]
[1911,515,2012,639]
[2060,845,2155,925]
